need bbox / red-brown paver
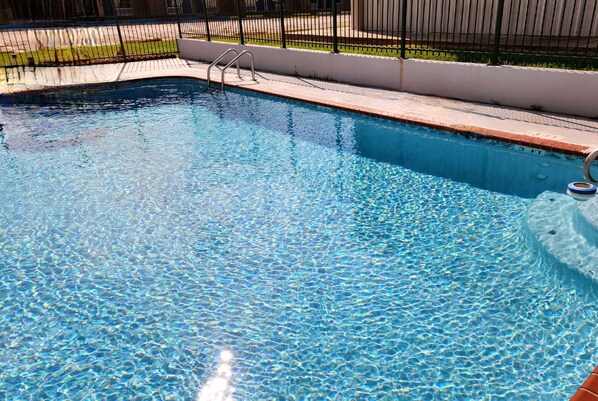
[571,389,598,401]
[570,368,598,401]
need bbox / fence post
[400,0,407,58]
[492,0,506,65]
[202,0,211,41]
[110,0,127,62]
[174,0,183,39]
[279,0,287,48]
[237,0,245,44]
[332,0,338,53]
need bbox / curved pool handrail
[220,50,256,91]
[207,49,241,88]
[583,148,598,184]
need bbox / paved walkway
[1,58,597,156]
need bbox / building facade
[351,0,598,39]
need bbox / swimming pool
[0,79,596,400]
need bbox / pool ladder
[207,49,256,91]
[584,148,598,184]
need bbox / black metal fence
[184,0,598,68]
[1,0,597,69]
[0,0,180,67]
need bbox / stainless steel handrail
[583,148,598,184]
[207,49,240,88]
[220,50,256,91]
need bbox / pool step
[526,192,598,282]
[577,197,598,248]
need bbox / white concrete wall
[179,39,402,89]
[178,39,598,118]
[399,60,598,118]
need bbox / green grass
[1,40,178,67]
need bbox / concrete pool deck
[1,57,597,157]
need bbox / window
[166,0,184,14]
[115,0,134,16]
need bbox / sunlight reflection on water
[197,350,236,401]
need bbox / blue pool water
[0,79,596,400]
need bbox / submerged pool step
[577,197,598,248]
[526,192,598,282]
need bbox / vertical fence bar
[564,0,580,54]
[110,0,127,62]
[9,28,24,66]
[574,0,589,52]
[202,0,211,41]
[400,0,407,58]
[417,0,423,54]
[438,0,445,51]
[174,0,183,39]
[280,0,287,48]
[492,0,505,65]
[451,0,458,47]
[387,0,394,55]
[585,0,598,53]
[547,1,558,51]
[332,0,338,53]
[237,0,245,44]
[444,0,451,49]
[504,0,516,53]
[513,0,524,52]
[530,0,541,49]
[431,0,438,54]
[486,0,496,50]
[478,0,487,51]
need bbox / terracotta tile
[537,139,558,149]
[527,136,545,144]
[571,389,598,401]
[559,143,583,155]
[584,374,598,393]
[494,133,518,142]
[556,142,574,150]
[555,143,575,152]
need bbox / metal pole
[237,0,245,44]
[202,0,211,41]
[110,0,126,62]
[279,0,286,48]
[174,0,183,39]
[26,0,33,20]
[332,0,338,53]
[492,0,505,65]
[400,0,407,58]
